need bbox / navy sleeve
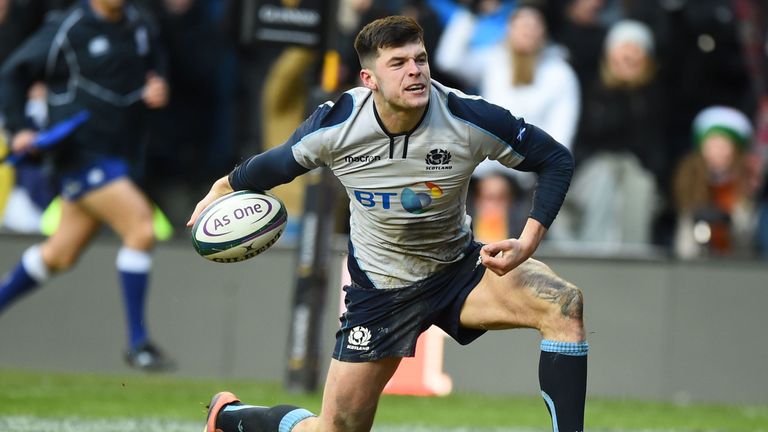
[228,93,354,191]
[513,124,574,229]
[228,142,309,192]
[0,18,59,133]
[136,4,169,79]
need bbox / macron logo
[344,155,381,163]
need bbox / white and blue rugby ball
[192,190,287,263]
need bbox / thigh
[78,178,153,240]
[308,358,401,432]
[459,259,583,336]
[41,199,101,268]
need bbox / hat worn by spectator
[693,105,753,150]
[604,19,654,54]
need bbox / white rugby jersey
[230,80,573,289]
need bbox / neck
[373,95,426,134]
[89,0,123,21]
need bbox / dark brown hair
[354,16,424,67]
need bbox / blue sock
[0,246,49,313]
[116,247,152,350]
[539,340,589,432]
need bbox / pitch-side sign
[240,0,326,47]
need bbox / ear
[359,68,378,91]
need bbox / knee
[42,248,81,272]
[552,281,584,323]
[123,220,155,250]
[539,278,585,340]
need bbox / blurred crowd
[1,0,768,260]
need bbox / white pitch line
[0,416,699,432]
[0,417,544,432]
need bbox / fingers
[481,239,511,257]
[187,195,215,227]
[480,239,524,276]
[186,202,205,227]
[143,73,169,108]
[480,253,507,276]
[479,245,505,275]
[187,176,235,227]
[11,130,37,154]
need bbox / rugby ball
[191,190,287,263]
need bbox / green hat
[693,105,753,150]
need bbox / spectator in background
[556,19,665,249]
[476,4,580,152]
[470,173,529,243]
[673,106,758,258]
[428,0,516,45]
[433,0,516,93]
[653,0,756,170]
[440,3,580,241]
[548,0,607,95]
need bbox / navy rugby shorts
[59,158,129,201]
[333,241,487,362]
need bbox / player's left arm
[480,124,574,275]
[139,7,169,109]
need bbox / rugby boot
[205,391,240,432]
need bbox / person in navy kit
[0,0,173,370]
[190,15,588,432]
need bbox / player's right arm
[0,15,61,136]
[186,136,314,227]
[186,142,310,227]
[0,14,63,155]
[187,95,349,227]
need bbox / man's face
[362,41,431,111]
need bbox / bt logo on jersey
[354,182,443,214]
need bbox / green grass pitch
[0,369,766,431]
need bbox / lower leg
[216,402,316,432]
[209,359,400,432]
[116,247,152,349]
[533,275,588,431]
[1,198,100,314]
[539,339,588,432]
[0,245,50,313]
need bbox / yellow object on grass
[152,205,174,241]
[40,196,174,241]
[0,134,14,218]
[40,197,61,236]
